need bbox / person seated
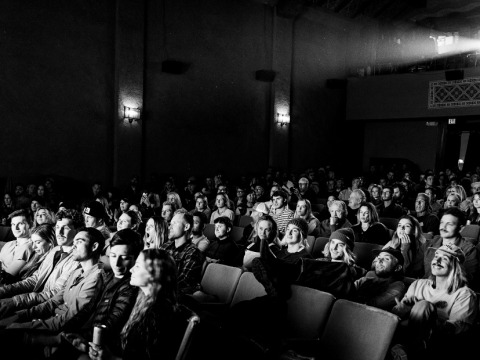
[87,249,191,360]
[0,227,105,332]
[383,215,426,279]
[2,224,56,286]
[289,177,317,204]
[368,183,383,208]
[204,216,243,267]
[242,215,281,271]
[422,207,479,290]
[116,210,141,233]
[268,190,294,237]
[274,218,312,263]
[351,202,390,245]
[239,202,270,247]
[191,211,210,252]
[233,185,248,217]
[425,186,443,216]
[209,193,235,224]
[378,185,404,219]
[346,189,366,225]
[142,216,168,250]
[188,194,211,222]
[160,212,205,296]
[160,200,177,226]
[354,247,406,311]
[83,200,112,240]
[293,199,321,237]
[50,229,142,359]
[32,206,56,227]
[113,196,130,224]
[318,200,352,237]
[391,244,478,360]
[166,191,185,213]
[0,210,35,284]
[466,191,480,225]
[413,193,439,236]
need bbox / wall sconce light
[124,106,141,123]
[276,112,290,127]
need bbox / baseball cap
[430,243,465,264]
[253,202,270,215]
[83,201,107,220]
[372,247,405,266]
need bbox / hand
[329,217,337,226]
[392,297,413,320]
[398,233,411,245]
[61,332,88,353]
[0,298,15,319]
[89,342,112,360]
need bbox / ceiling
[279,0,480,33]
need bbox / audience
[351,202,390,245]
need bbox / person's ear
[227,227,232,234]
[395,264,403,273]
[92,242,99,252]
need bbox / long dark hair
[120,249,178,353]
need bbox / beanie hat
[83,201,107,220]
[330,228,355,251]
[286,218,309,238]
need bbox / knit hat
[330,228,355,251]
[372,247,405,266]
[431,243,465,264]
[286,218,309,238]
[83,201,107,220]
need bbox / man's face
[425,188,434,200]
[298,181,308,192]
[92,184,101,196]
[109,244,135,278]
[379,178,386,187]
[348,193,361,209]
[161,205,173,222]
[431,250,453,277]
[72,231,95,262]
[196,198,206,210]
[37,186,45,197]
[255,186,264,198]
[272,195,285,209]
[192,216,203,235]
[387,172,394,180]
[27,184,37,195]
[415,197,426,213]
[237,189,245,198]
[15,185,24,196]
[56,218,77,246]
[472,184,480,195]
[473,194,480,209]
[11,215,29,238]
[168,214,187,240]
[329,204,344,219]
[426,175,434,186]
[216,195,226,208]
[439,214,461,239]
[167,194,176,203]
[393,187,402,200]
[329,239,346,260]
[381,188,392,201]
[374,252,399,277]
[117,213,133,231]
[120,200,129,212]
[352,178,360,189]
[84,214,99,228]
[4,194,12,206]
[257,220,273,241]
[214,222,230,239]
[284,224,302,245]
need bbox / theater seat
[203,223,216,240]
[353,242,383,270]
[230,271,267,307]
[175,309,201,360]
[312,237,329,258]
[238,215,253,227]
[379,217,399,230]
[318,299,399,360]
[461,224,480,245]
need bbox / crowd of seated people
[0,164,479,359]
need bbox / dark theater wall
[0,0,115,185]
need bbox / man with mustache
[391,243,477,359]
[421,207,478,290]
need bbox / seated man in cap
[354,247,406,311]
[391,243,477,359]
[83,201,112,241]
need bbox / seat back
[311,203,325,214]
[231,226,245,243]
[200,263,243,304]
[203,223,216,240]
[319,299,399,360]
[0,226,14,243]
[306,236,316,255]
[312,237,329,258]
[231,271,267,307]
[461,224,480,245]
[286,285,335,340]
[175,312,201,360]
[379,217,399,230]
[424,232,434,240]
[353,242,383,270]
[238,215,253,228]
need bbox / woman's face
[196,198,206,210]
[36,209,48,225]
[4,194,12,206]
[397,218,413,237]
[371,187,380,199]
[144,218,156,248]
[130,253,150,288]
[117,213,133,231]
[473,194,480,209]
[167,194,176,204]
[37,186,45,197]
[31,200,40,213]
[296,201,307,217]
[31,233,51,255]
[445,194,459,208]
[216,195,225,208]
[359,206,371,224]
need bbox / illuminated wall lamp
[276,113,290,127]
[124,106,142,123]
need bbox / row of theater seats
[190,263,399,360]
